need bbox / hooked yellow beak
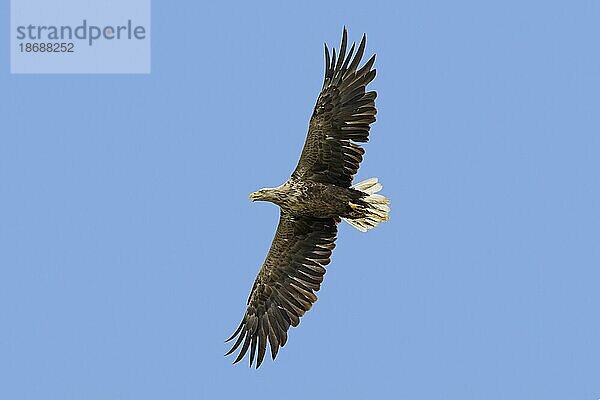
[249,191,260,202]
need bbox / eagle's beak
[249,191,260,202]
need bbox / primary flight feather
[226,28,390,368]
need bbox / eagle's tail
[343,177,391,232]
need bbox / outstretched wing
[292,28,377,188]
[225,213,338,368]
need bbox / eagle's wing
[292,28,377,188]
[226,212,338,368]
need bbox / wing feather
[292,28,377,187]
[225,212,337,368]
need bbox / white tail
[343,177,391,232]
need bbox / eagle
[225,28,390,368]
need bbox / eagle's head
[249,187,282,203]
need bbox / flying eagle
[225,28,390,368]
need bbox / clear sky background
[1,1,599,399]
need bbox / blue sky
[1,1,599,399]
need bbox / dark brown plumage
[293,29,376,188]
[226,28,389,368]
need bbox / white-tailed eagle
[226,28,390,368]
